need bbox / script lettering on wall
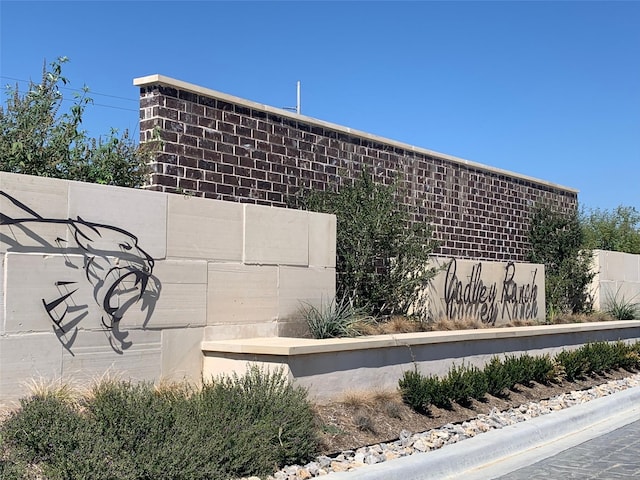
[0,191,161,354]
[439,258,540,325]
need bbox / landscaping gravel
[264,374,640,479]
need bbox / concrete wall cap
[201,321,640,356]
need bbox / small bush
[398,370,451,412]
[612,341,640,370]
[444,364,487,407]
[483,356,512,397]
[1,394,85,466]
[354,412,376,433]
[556,349,590,381]
[529,355,556,385]
[0,367,318,480]
[502,354,534,388]
[303,296,368,339]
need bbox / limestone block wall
[134,74,578,263]
[590,250,640,311]
[425,256,545,325]
[0,172,335,406]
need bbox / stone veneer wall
[590,250,640,311]
[0,172,335,405]
[135,75,578,262]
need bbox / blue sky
[1,1,638,212]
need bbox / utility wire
[0,75,138,103]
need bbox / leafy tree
[527,204,594,316]
[581,205,640,254]
[292,171,439,318]
[0,57,156,187]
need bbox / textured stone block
[68,182,167,259]
[0,172,69,254]
[0,333,63,406]
[207,263,278,325]
[0,255,4,335]
[167,194,243,261]
[278,266,336,321]
[4,252,105,334]
[203,323,278,341]
[161,327,203,383]
[61,329,162,382]
[119,259,207,329]
[308,212,336,268]
[244,204,308,266]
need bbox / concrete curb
[327,384,640,480]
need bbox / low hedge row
[0,367,317,480]
[399,341,640,414]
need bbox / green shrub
[0,460,25,480]
[398,370,428,412]
[1,394,85,466]
[303,295,368,339]
[502,354,534,388]
[444,364,487,407]
[527,204,594,316]
[398,369,451,412]
[612,341,640,370]
[556,349,590,381]
[291,170,438,318]
[0,367,317,480]
[483,356,512,397]
[529,355,556,385]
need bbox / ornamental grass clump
[604,290,639,320]
[303,296,370,339]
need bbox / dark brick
[178,90,198,103]
[217,163,234,174]
[217,184,234,195]
[179,178,197,190]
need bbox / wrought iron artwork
[443,258,538,325]
[0,191,161,354]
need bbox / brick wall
[135,75,578,262]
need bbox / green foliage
[399,344,636,414]
[0,57,157,187]
[612,341,640,371]
[501,354,534,387]
[554,341,638,382]
[1,394,85,467]
[0,367,317,480]
[444,363,488,406]
[399,364,488,412]
[581,206,640,254]
[527,204,594,316]
[398,369,451,412]
[483,356,513,397]
[529,355,556,385]
[197,366,317,477]
[555,349,590,382]
[292,170,438,318]
[303,295,369,339]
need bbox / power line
[0,75,138,103]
